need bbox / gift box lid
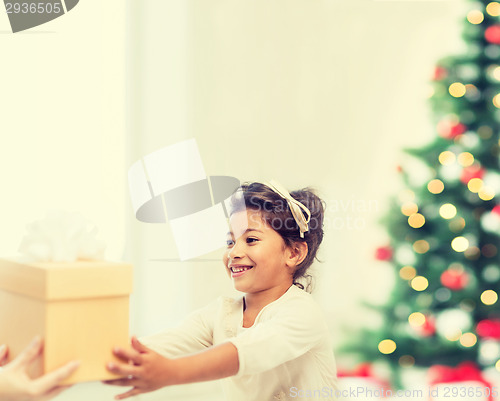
[0,259,133,301]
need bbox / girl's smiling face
[223,209,296,294]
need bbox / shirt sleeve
[140,298,220,358]
[226,297,328,377]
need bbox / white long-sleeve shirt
[142,284,338,401]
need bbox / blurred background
[0,0,474,399]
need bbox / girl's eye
[226,239,234,247]
[246,237,259,244]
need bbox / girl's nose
[229,239,245,258]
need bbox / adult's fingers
[32,360,80,394]
[0,344,8,365]
[113,346,142,365]
[9,336,42,369]
[36,385,71,401]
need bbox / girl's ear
[286,241,308,268]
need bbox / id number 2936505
[5,2,62,14]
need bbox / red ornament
[492,205,500,217]
[428,362,493,401]
[420,316,436,337]
[476,319,500,339]
[460,165,485,184]
[485,25,500,45]
[440,269,469,291]
[432,66,448,81]
[437,120,467,139]
[375,246,392,261]
[414,315,436,337]
[338,363,391,393]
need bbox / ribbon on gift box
[18,211,106,262]
[338,363,391,394]
[428,362,493,401]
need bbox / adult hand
[104,336,175,400]
[0,337,80,401]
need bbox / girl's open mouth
[230,265,253,277]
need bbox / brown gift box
[0,258,133,384]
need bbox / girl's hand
[104,337,176,400]
[0,337,80,401]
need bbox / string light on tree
[459,332,477,347]
[411,276,429,291]
[401,202,418,216]
[493,93,500,108]
[451,236,469,252]
[468,178,484,193]
[457,152,475,167]
[481,290,498,305]
[378,339,397,355]
[487,2,500,16]
[439,203,457,219]
[428,179,445,194]
[467,9,485,24]
[399,266,417,280]
[439,151,457,165]
[408,213,425,228]
[413,240,430,254]
[449,82,467,97]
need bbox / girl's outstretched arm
[105,336,239,400]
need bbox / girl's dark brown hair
[229,182,325,292]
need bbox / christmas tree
[344,0,500,389]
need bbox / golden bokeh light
[479,186,495,201]
[496,359,500,372]
[408,213,426,228]
[481,290,498,305]
[411,276,429,291]
[468,178,483,193]
[487,2,500,16]
[467,9,484,24]
[494,66,500,81]
[439,151,456,166]
[439,203,457,219]
[401,202,418,216]
[428,179,444,194]
[493,93,500,108]
[400,266,417,280]
[449,82,467,97]
[413,240,430,254]
[451,236,469,252]
[460,332,477,347]
[378,339,397,354]
[408,312,426,327]
[457,152,474,167]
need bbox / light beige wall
[129,0,467,345]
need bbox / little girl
[106,181,338,400]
